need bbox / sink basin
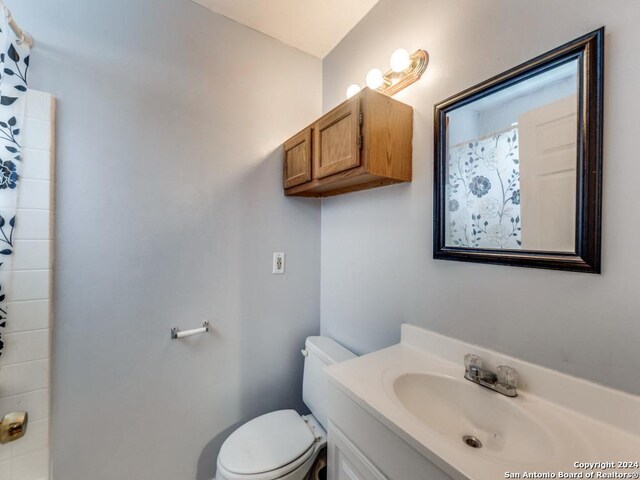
[393,373,557,463]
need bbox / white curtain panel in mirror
[446,126,521,250]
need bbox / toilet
[215,336,355,480]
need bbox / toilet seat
[217,410,324,480]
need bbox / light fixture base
[377,49,429,97]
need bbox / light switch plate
[273,252,285,274]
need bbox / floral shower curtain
[0,4,30,358]
[446,127,521,250]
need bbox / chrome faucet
[464,354,518,397]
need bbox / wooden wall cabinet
[283,88,413,197]
[283,128,312,188]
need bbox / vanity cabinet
[327,383,453,480]
[329,423,387,480]
[283,88,413,197]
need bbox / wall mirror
[434,29,603,273]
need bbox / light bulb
[346,84,361,99]
[366,68,384,89]
[390,48,411,72]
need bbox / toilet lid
[218,410,316,475]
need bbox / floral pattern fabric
[446,128,521,250]
[0,5,30,358]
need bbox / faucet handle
[497,365,518,388]
[464,354,482,373]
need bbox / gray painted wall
[321,0,640,395]
[12,1,321,479]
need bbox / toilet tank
[302,336,356,430]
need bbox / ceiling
[190,0,381,58]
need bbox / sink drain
[462,435,482,449]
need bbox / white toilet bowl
[215,337,355,480]
[216,410,325,480]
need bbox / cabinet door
[314,98,361,179]
[329,425,388,480]
[284,128,312,188]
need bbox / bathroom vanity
[327,386,452,480]
[325,325,640,480]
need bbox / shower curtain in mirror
[0,5,30,358]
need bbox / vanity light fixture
[389,48,412,72]
[365,68,385,89]
[345,83,362,99]
[345,48,428,99]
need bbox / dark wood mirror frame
[433,28,604,273]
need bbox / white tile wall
[4,301,50,334]
[0,90,55,480]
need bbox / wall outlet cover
[273,252,285,274]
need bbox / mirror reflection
[445,59,579,252]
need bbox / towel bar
[171,321,210,339]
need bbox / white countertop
[326,324,640,480]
